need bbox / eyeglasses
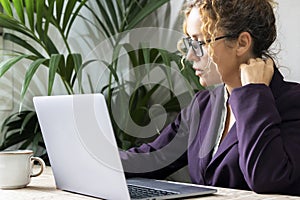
[182,35,236,57]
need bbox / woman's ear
[236,32,252,56]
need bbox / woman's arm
[120,119,188,179]
[230,82,300,195]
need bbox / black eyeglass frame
[183,35,237,57]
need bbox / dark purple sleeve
[119,90,209,179]
[120,102,191,179]
[229,84,300,195]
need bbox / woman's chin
[200,77,223,88]
[199,78,207,87]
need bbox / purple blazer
[120,68,300,196]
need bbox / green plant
[104,45,202,149]
[0,0,89,97]
[0,0,89,157]
[0,0,203,154]
[0,110,49,164]
[84,0,203,149]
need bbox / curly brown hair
[183,0,277,58]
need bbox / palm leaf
[20,111,36,132]
[21,58,48,101]
[48,54,64,95]
[126,0,170,30]
[3,33,44,58]
[157,49,173,92]
[66,53,82,90]
[100,60,119,83]
[0,55,29,77]
[43,0,55,37]
[81,5,111,39]
[72,58,97,88]
[55,0,64,25]
[35,0,45,38]
[65,54,75,84]
[25,0,35,31]
[104,0,119,32]
[0,0,13,16]
[94,0,116,36]
[12,0,25,23]
[65,0,88,38]
[0,13,34,39]
[62,0,77,31]
[122,43,138,67]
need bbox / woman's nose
[186,48,200,62]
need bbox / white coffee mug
[0,149,45,189]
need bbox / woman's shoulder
[279,80,300,97]
[191,84,225,107]
[272,68,300,98]
[194,84,224,98]
[178,85,225,124]
[276,80,300,109]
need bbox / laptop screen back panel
[34,94,130,200]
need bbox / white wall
[276,0,300,82]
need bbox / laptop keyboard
[128,184,179,199]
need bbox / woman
[181,1,223,88]
[121,0,300,195]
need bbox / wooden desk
[0,167,299,200]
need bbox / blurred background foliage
[0,0,203,163]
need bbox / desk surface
[0,167,299,200]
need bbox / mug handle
[30,157,46,177]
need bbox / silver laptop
[33,94,217,200]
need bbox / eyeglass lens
[183,38,204,57]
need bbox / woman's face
[185,7,240,87]
[185,7,222,87]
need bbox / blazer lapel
[199,86,226,160]
[208,124,238,166]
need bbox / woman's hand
[240,58,274,86]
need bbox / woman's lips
[194,69,206,76]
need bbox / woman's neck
[225,81,242,95]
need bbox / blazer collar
[269,66,285,100]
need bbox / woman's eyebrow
[189,33,204,40]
